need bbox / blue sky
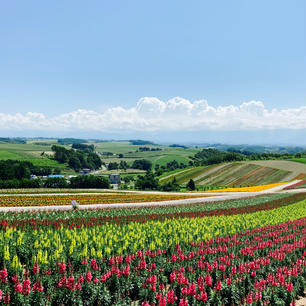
[0,0,305,144]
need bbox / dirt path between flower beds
[0,181,303,212]
[0,192,259,211]
[0,180,301,197]
[296,293,306,306]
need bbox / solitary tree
[186,179,196,191]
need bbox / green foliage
[0,178,42,188]
[57,138,88,145]
[51,145,101,171]
[135,171,159,190]
[132,159,152,171]
[70,175,110,189]
[108,162,119,170]
[71,143,94,152]
[160,178,180,191]
[44,177,68,188]
[186,178,196,190]
[0,160,31,180]
[193,148,245,166]
[129,140,155,145]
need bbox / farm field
[94,142,197,168]
[0,140,198,175]
[0,192,305,305]
[161,160,304,187]
[159,166,215,184]
[0,142,68,169]
[0,193,214,208]
[244,160,306,180]
[0,188,116,194]
[289,158,306,165]
[284,180,306,190]
[201,182,287,192]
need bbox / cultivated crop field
[0,193,212,208]
[0,143,67,169]
[0,191,305,305]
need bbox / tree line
[51,145,101,171]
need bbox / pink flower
[33,281,44,292]
[166,289,177,304]
[14,282,22,293]
[85,271,92,282]
[122,265,130,276]
[125,255,131,264]
[159,296,167,306]
[33,262,39,274]
[4,292,10,305]
[170,272,176,283]
[90,259,98,270]
[0,269,8,283]
[179,298,188,306]
[216,280,222,291]
[78,275,84,283]
[247,293,253,304]
[287,282,293,293]
[205,274,212,287]
[59,262,66,274]
[22,278,31,295]
[200,292,207,302]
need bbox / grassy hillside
[196,163,290,186]
[159,166,214,184]
[0,142,69,171]
[95,141,197,167]
[0,140,198,175]
[289,158,306,164]
[159,160,302,187]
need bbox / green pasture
[289,158,306,164]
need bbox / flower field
[283,180,306,190]
[0,192,305,305]
[0,194,212,208]
[0,189,113,195]
[202,182,287,193]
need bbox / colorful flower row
[283,180,306,190]
[0,193,210,207]
[202,182,287,193]
[1,193,304,229]
[0,216,305,305]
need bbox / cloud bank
[0,97,305,132]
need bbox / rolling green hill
[158,160,305,187]
[0,142,69,171]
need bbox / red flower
[179,298,188,306]
[200,292,207,302]
[22,278,31,295]
[166,289,177,304]
[205,274,212,287]
[159,296,166,306]
[59,262,66,274]
[14,282,22,293]
[170,272,176,283]
[216,280,222,291]
[85,271,92,282]
[122,265,130,276]
[33,262,39,274]
[33,281,44,292]
[287,282,293,293]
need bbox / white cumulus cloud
[0,97,305,132]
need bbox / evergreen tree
[186,179,196,190]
